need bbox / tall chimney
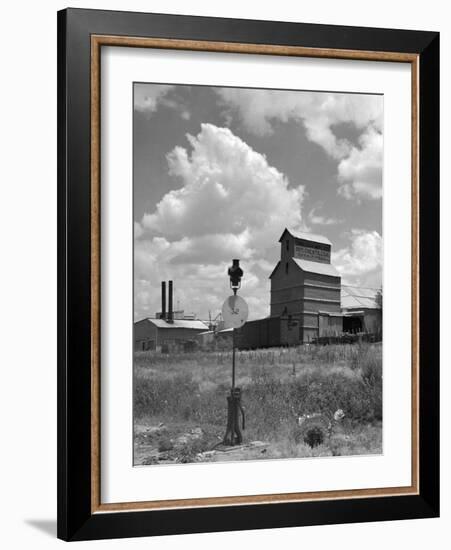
[168,280,174,323]
[161,281,166,320]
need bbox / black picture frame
[57,7,439,541]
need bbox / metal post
[223,329,245,446]
[232,328,236,390]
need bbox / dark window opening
[343,316,363,333]
[285,262,289,274]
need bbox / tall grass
[134,343,382,444]
[134,342,370,371]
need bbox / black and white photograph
[0,0,444,545]
[133,83,384,466]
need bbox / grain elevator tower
[269,228,342,343]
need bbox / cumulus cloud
[332,230,382,286]
[135,124,304,320]
[134,84,191,120]
[134,84,174,114]
[142,124,304,243]
[134,221,144,239]
[308,207,343,226]
[337,126,383,200]
[217,88,383,200]
[134,236,272,321]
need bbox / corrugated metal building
[341,285,382,336]
[134,318,209,352]
[134,279,208,352]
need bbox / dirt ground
[133,420,382,466]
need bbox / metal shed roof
[279,228,332,246]
[147,318,209,330]
[292,258,340,277]
[341,286,381,310]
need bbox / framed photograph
[57,8,439,541]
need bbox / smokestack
[168,280,174,323]
[161,281,166,320]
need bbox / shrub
[360,351,383,420]
[158,437,174,452]
[294,415,330,447]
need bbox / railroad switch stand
[223,387,245,446]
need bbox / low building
[341,285,382,336]
[134,318,209,352]
[196,327,234,350]
[216,327,234,349]
[196,330,216,348]
[135,279,209,352]
[236,317,283,350]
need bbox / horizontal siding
[270,296,340,306]
[271,262,304,288]
[271,285,303,304]
[303,300,341,313]
[271,302,304,317]
[304,282,340,291]
[157,328,205,341]
[303,312,319,325]
[270,303,286,317]
[304,285,341,301]
[303,272,341,286]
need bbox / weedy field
[133,343,382,465]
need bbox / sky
[133,83,383,322]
